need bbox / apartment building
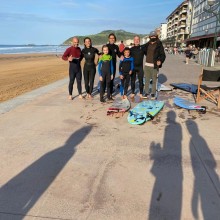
[187,0,220,48]
[166,0,191,46]
[158,23,167,40]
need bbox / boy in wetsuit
[119,47,134,99]
[98,45,114,102]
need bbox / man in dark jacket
[143,31,166,99]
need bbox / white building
[166,0,190,46]
[160,23,167,40]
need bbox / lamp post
[204,0,220,50]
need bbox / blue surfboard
[174,96,206,113]
[127,100,164,125]
[170,83,198,94]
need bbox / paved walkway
[0,54,220,220]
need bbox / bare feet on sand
[78,94,84,99]
[86,94,93,99]
[130,94,135,98]
[68,95,73,100]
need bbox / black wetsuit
[119,57,134,96]
[106,43,121,94]
[81,47,100,95]
[98,55,114,100]
[130,45,145,95]
[62,46,82,96]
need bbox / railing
[198,49,215,67]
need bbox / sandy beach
[0,53,69,102]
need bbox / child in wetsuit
[98,45,114,102]
[119,47,134,99]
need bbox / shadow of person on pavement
[158,73,167,84]
[0,126,92,219]
[148,111,183,220]
[186,119,220,220]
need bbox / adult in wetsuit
[106,33,121,97]
[62,37,83,100]
[81,37,100,99]
[130,35,145,98]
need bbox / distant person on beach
[81,37,100,99]
[130,35,145,98]
[119,40,125,53]
[119,47,134,99]
[107,33,121,97]
[185,45,192,64]
[142,31,166,99]
[62,37,83,100]
[98,45,113,102]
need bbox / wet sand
[0,53,68,102]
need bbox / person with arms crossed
[143,31,166,99]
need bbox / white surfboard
[157,83,172,91]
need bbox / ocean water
[0,45,70,55]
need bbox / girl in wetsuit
[98,45,114,102]
[81,37,100,99]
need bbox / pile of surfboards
[107,97,131,116]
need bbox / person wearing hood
[142,31,166,99]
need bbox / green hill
[62,30,146,45]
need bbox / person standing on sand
[106,33,121,97]
[81,37,100,99]
[98,45,114,103]
[119,47,134,99]
[62,37,83,100]
[142,31,166,99]
[130,35,145,99]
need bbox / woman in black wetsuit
[81,37,100,99]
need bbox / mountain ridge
[62,30,147,45]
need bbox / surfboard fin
[147,113,154,120]
[198,106,206,114]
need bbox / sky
[0,0,183,45]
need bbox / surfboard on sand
[107,97,131,116]
[127,100,164,125]
[170,83,198,94]
[158,83,172,91]
[174,96,206,113]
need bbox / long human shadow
[186,120,220,219]
[149,111,183,220]
[0,126,92,219]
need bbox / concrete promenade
[0,54,220,220]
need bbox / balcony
[179,23,186,28]
[179,9,187,15]
[174,14,179,18]
[179,16,186,21]
[177,30,186,35]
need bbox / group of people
[62,31,166,102]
